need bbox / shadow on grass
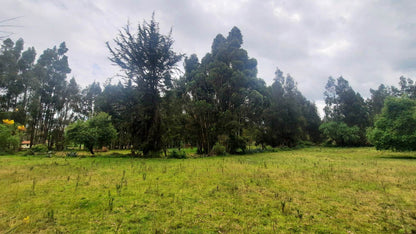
[379,155,416,160]
[88,153,139,159]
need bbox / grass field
[0,147,415,233]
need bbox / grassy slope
[0,147,415,233]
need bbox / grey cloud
[1,0,415,107]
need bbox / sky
[1,0,416,116]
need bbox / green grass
[1,147,416,233]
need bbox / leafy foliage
[319,121,361,146]
[367,97,416,151]
[168,149,187,159]
[0,123,20,152]
[65,112,117,154]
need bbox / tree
[65,112,117,154]
[399,76,416,99]
[182,27,264,154]
[107,14,183,156]
[95,81,132,149]
[367,84,395,125]
[0,38,37,127]
[257,68,320,147]
[81,81,101,118]
[53,77,82,150]
[367,97,416,151]
[323,76,369,145]
[160,84,188,155]
[28,42,71,148]
[0,38,24,112]
[182,53,218,154]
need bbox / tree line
[0,38,103,150]
[1,16,415,155]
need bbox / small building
[21,141,30,149]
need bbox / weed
[75,175,80,192]
[108,190,114,212]
[296,209,303,219]
[31,178,36,195]
[281,201,286,213]
[115,170,127,196]
[116,183,122,196]
[46,209,55,223]
[121,170,126,185]
[115,218,122,232]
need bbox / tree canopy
[367,97,416,151]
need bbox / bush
[319,121,361,146]
[210,143,226,156]
[24,150,35,156]
[168,150,186,159]
[31,144,48,153]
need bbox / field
[0,147,415,233]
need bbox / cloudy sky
[1,0,416,115]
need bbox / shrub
[24,150,35,156]
[211,143,226,156]
[168,150,186,159]
[31,144,48,153]
[319,121,361,146]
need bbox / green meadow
[1,147,415,233]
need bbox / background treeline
[1,17,415,155]
[0,38,101,150]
